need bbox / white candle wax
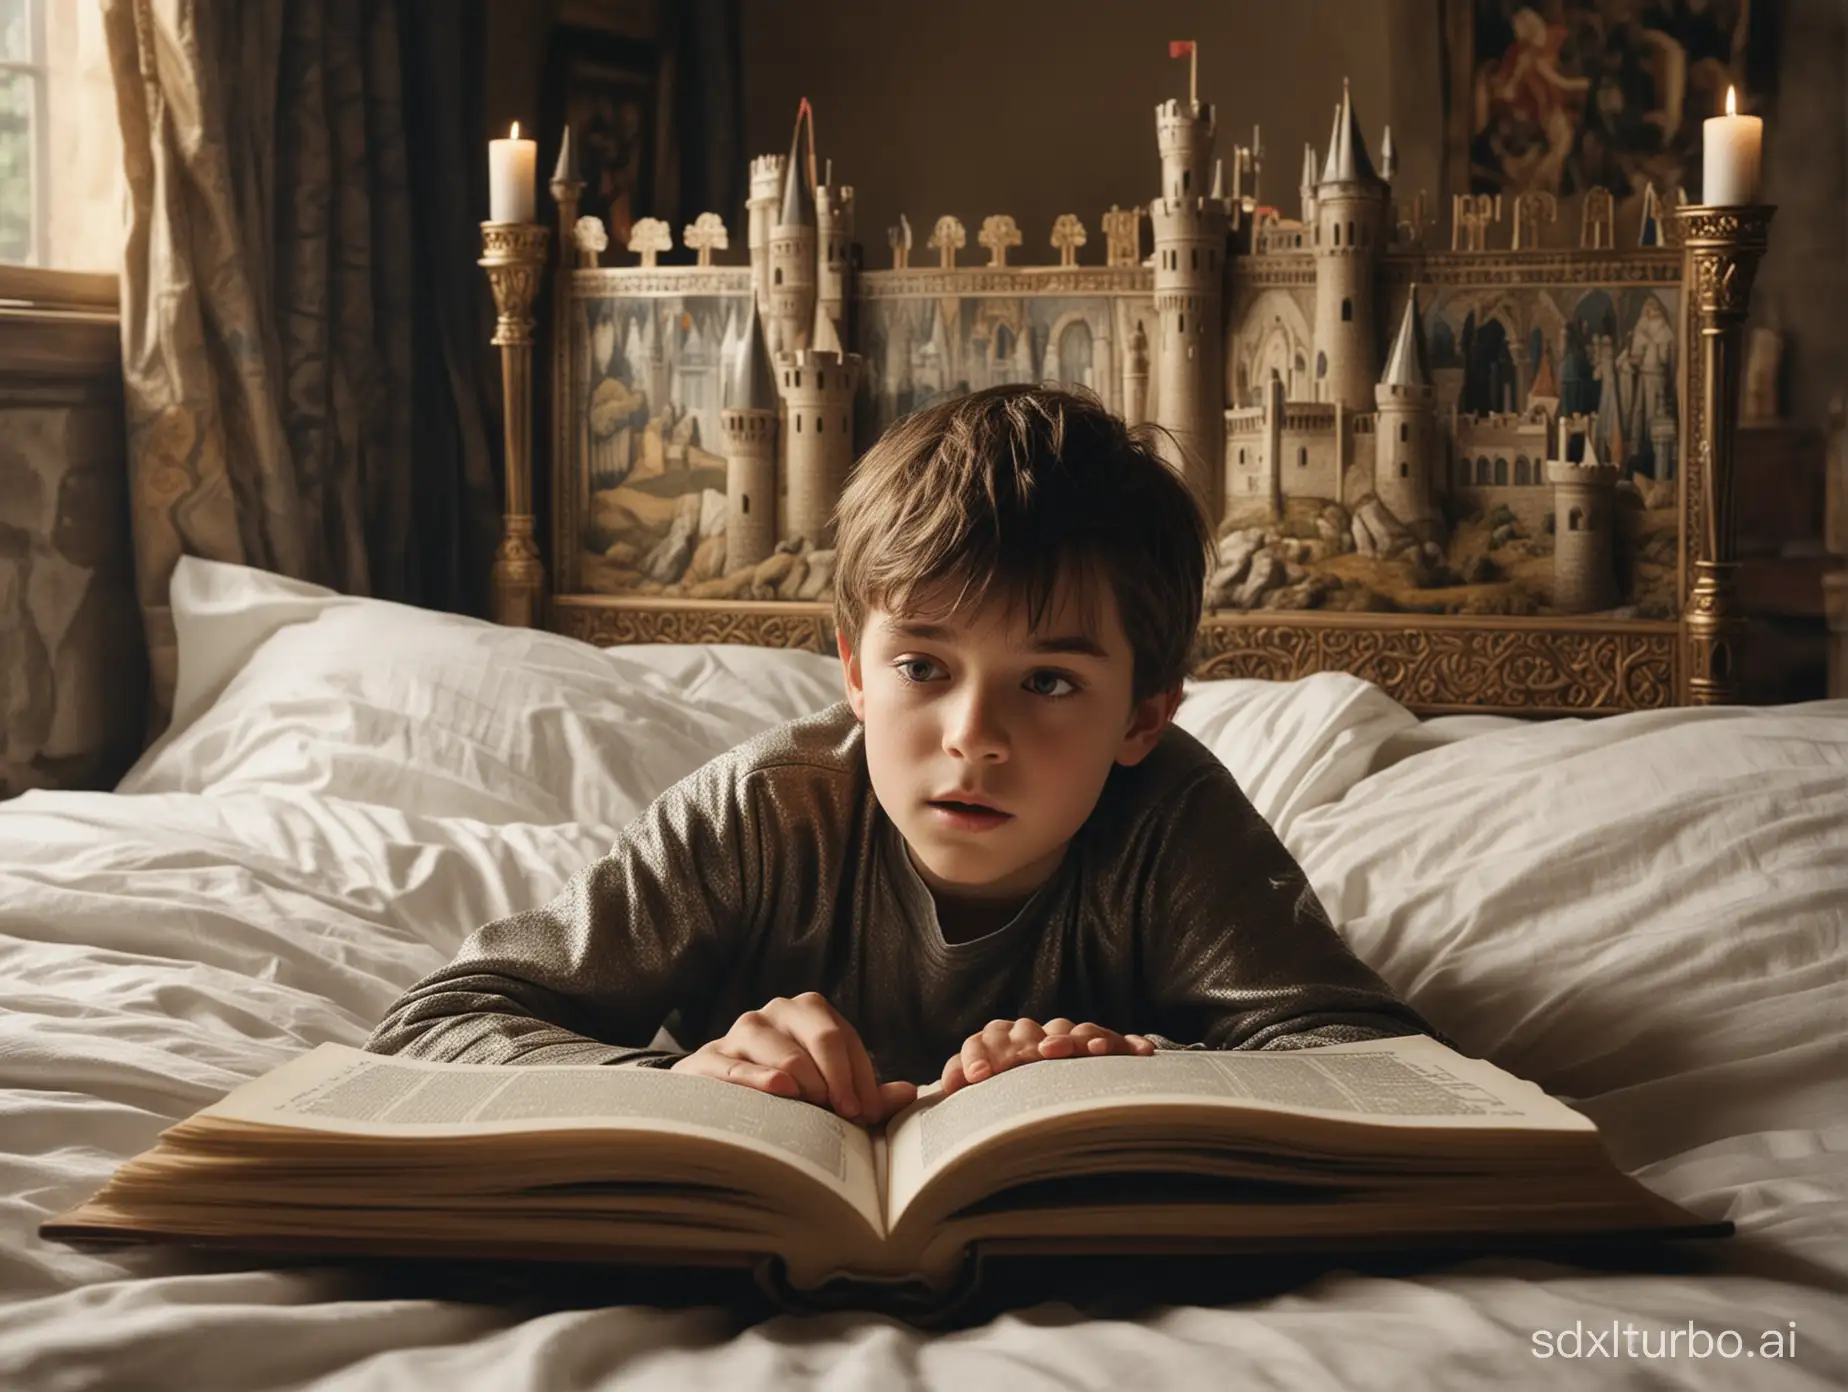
[1702,88,1762,206]
[489,122,537,223]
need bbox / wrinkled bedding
[0,558,1842,1390]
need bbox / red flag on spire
[1169,39,1195,57]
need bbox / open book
[44,1035,1726,1314]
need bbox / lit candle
[1702,86,1762,206]
[489,121,537,223]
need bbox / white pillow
[120,558,846,832]
[1172,672,1417,838]
[1287,702,1848,1168]
[124,559,1420,839]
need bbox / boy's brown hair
[831,384,1213,706]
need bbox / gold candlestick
[1677,204,1774,706]
[480,221,552,628]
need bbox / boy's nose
[942,695,1009,761]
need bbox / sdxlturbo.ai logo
[1533,1321,1798,1360]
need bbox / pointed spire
[553,125,580,185]
[1319,78,1380,186]
[1381,284,1430,388]
[778,99,816,228]
[1380,125,1396,181]
[812,300,843,356]
[727,298,778,412]
[1300,141,1318,189]
[1209,157,1225,200]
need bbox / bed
[0,555,1843,1389]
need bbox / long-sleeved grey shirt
[366,701,1437,1084]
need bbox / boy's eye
[1025,671,1078,699]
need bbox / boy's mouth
[927,798,1013,827]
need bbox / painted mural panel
[1221,280,1681,620]
[569,288,751,598]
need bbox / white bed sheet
[1,560,1843,1390]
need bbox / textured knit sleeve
[365,749,767,1068]
[1133,757,1439,1053]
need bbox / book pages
[884,1036,1591,1224]
[195,1044,882,1230]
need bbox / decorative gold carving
[977,214,1023,267]
[570,267,753,297]
[1451,193,1502,251]
[1581,188,1616,248]
[552,597,835,652]
[479,222,551,346]
[1102,204,1144,267]
[857,266,1151,297]
[1511,190,1557,250]
[480,221,550,628]
[1192,618,1678,714]
[1676,204,1774,704]
[627,216,673,267]
[1050,214,1087,268]
[928,215,967,269]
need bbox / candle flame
[1725,86,1736,117]
[510,120,521,139]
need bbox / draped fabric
[101,0,499,731]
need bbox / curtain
[102,0,500,732]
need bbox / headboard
[476,104,1773,720]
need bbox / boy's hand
[940,1017,1155,1096]
[671,992,917,1124]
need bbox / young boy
[368,384,1435,1126]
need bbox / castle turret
[1373,284,1437,532]
[1299,142,1318,224]
[815,157,854,343]
[1151,95,1229,521]
[1547,434,1621,613]
[778,303,862,549]
[723,300,781,571]
[746,153,786,317]
[1121,318,1149,428]
[1312,79,1387,411]
[768,102,818,360]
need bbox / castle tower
[778,303,862,549]
[1373,284,1437,531]
[1547,435,1621,613]
[1151,94,1230,521]
[815,157,854,342]
[723,300,781,571]
[768,102,818,361]
[746,154,787,317]
[1299,142,1318,225]
[1121,318,1149,427]
[1313,80,1388,411]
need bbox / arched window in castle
[1399,461,1409,478]
[1476,457,1491,485]
[1190,248,1198,269]
[1238,448,1246,464]
[1178,314,1185,333]
[774,268,783,285]
[796,416,803,433]
[742,494,750,514]
[1494,457,1508,485]
[1399,422,1409,442]
[1569,507,1583,532]
[817,415,823,433]
[1514,456,1530,485]
[1316,350,1327,378]
[1347,220,1355,245]
[1298,447,1308,468]
[1182,169,1191,191]
[1341,298,1353,322]
[818,373,825,388]
[1332,223,1341,247]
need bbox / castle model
[570,50,1684,619]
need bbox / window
[1475,457,1490,484]
[1178,313,1185,333]
[816,415,823,433]
[741,494,750,514]
[1569,507,1583,532]
[1190,248,1197,270]
[0,0,118,270]
[1494,457,1508,485]
[796,416,802,432]
[1399,461,1409,477]
[1347,220,1355,245]
[1332,222,1341,247]
[1399,422,1408,442]
[1515,457,1529,485]
[1341,298,1352,322]
[774,267,782,285]
[1298,446,1307,468]
[1316,350,1327,378]
[1238,448,1246,464]
[817,372,825,388]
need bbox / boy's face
[838,571,1182,918]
